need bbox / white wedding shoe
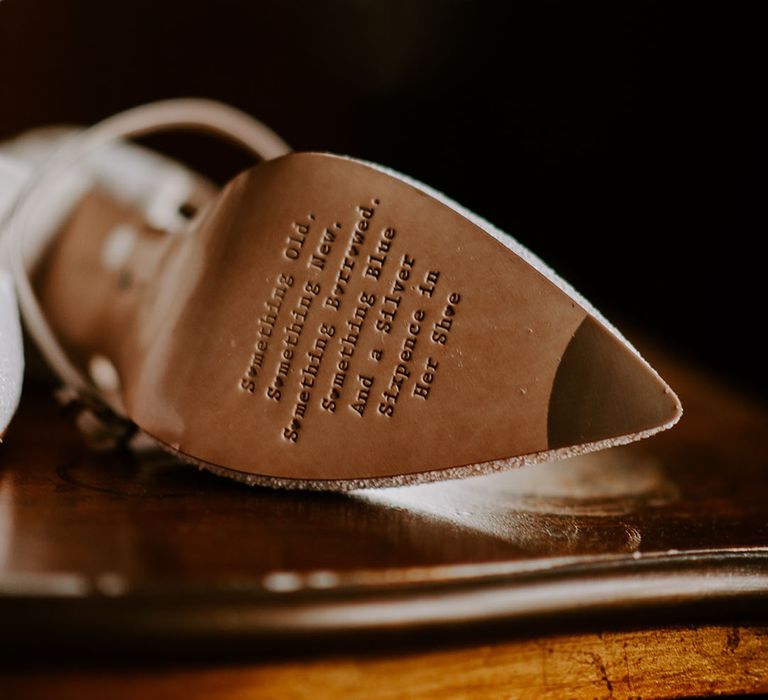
[0,100,681,488]
[0,154,28,437]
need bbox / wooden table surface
[1,337,767,698]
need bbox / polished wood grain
[3,625,767,699]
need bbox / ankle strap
[7,98,290,417]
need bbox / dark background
[1,1,764,398]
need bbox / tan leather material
[35,153,681,486]
[547,316,681,449]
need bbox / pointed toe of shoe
[547,316,682,451]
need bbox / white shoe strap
[6,98,290,415]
